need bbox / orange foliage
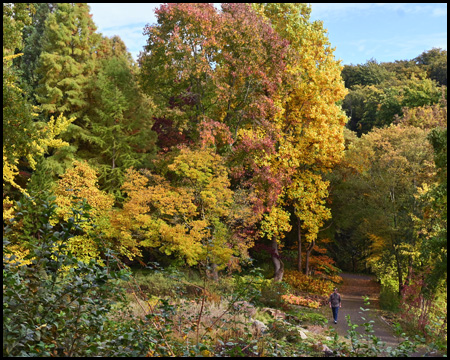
[283,269,335,296]
[281,294,320,308]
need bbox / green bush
[3,198,133,356]
[2,197,181,357]
[379,284,401,312]
[289,308,328,326]
[255,280,291,309]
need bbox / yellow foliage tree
[53,160,120,262]
[253,3,348,278]
[3,52,74,217]
[114,147,249,278]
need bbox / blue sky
[88,3,447,66]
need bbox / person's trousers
[331,306,339,322]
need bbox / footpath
[327,273,441,357]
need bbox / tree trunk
[405,255,413,287]
[207,263,219,282]
[393,245,404,296]
[305,240,315,276]
[271,237,284,282]
[297,217,302,273]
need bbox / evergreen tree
[34,3,98,119]
[18,3,56,96]
[3,3,34,56]
[84,54,157,197]
[31,3,100,184]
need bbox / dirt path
[325,273,400,351]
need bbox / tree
[139,3,348,280]
[139,3,287,145]
[254,3,348,277]
[24,3,101,188]
[343,74,442,135]
[34,3,98,119]
[16,3,56,96]
[414,127,447,296]
[341,59,391,88]
[393,96,447,130]
[414,48,447,86]
[259,204,292,281]
[84,54,157,197]
[114,147,251,279]
[325,129,374,273]
[138,3,291,275]
[3,3,34,56]
[53,160,125,262]
[3,3,73,204]
[343,124,436,294]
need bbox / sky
[88,3,447,66]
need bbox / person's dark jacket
[329,292,341,307]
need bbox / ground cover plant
[3,196,446,356]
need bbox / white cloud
[88,3,160,29]
[432,6,447,17]
[89,3,163,60]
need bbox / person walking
[329,287,341,324]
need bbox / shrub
[255,280,291,309]
[379,284,401,312]
[283,269,334,296]
[3,197,137,356]
[281,294,320,309]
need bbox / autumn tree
[114,147,254,279]
[3,3,73,206]
[3,4,75,266]
[34,3,98,118]
[21,3,100,189]
[139,3,351,281]
[138,3,291,276]
[53,160,121,262]
[253,3,348,277]
[338,124,436,295]
[139,3,287,145]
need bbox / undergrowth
[3,196,446,356]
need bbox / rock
[251,319,268,334]
[261,307,286,320]
[297,326,309,333]
[298,330,308,339]
[322,344,333,357]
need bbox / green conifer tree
[18,3,56,96]
[34,3,98,119]
[85,52,157,197]
[30,3,100,185]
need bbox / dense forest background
[3,3,447,357]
